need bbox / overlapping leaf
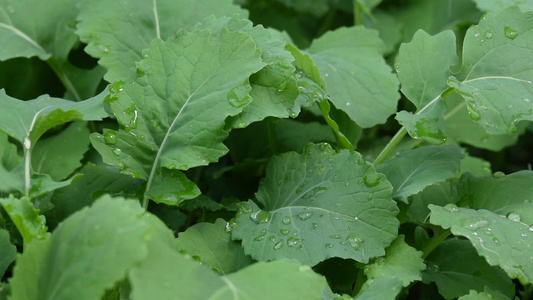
[430,205,533,284]
[0,196,48,245]
[9,196,152,300]
[448,7,533,134]
[0,229,16,277]
[457,171,533,224]
[307,27,400,128]
[231,143,399,265]
[90,29,264,205]
[472,0,533,13]
[176,218,253,275]
[396,99,448,145]
[423,238,515,299]
[376,145,463,203]
[458,287,510,300]
[76,0,246,82]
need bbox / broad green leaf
[472,0,533,13]
[445,93,524,151]
[273,0,330,17]
[0,0,104,100]
[9,196,152,300]
[376,145,463,203]
[143,168,200,206]
[457,171,533,224]
[176,218,253,275]
[275,119,336,153]
[190,15,299,128]
[423,238,515,299]
[231,143,399,265]
[429,205,533,284]
[90,29,264,205]
[0,229,16,277]
[395,0,482,43]
[0,196,48,244]
[307,27,400,128]
[0,132,21,170]
[364,235,425,287]
[460,152,492,176]
[396,99,448,145]
[361,10,402,55]
[458,287,510,300]
[396,30,458,109]
[448,7,533,134]
[46,163,145,229]
[32,121,90,181]
[130,213,328,299]
[399,182,455,224]
[0,90,107,145]
[354,277,404,300]
[77,0,247,82]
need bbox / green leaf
[176,218,253,275]
[399,182,455,224]
[275,119,336,153]
[457,171,533,224]
[396,30,458,109]
[0,229,16,278]
[396,99,448,145]
[0,90,107,145]
[444,93,524,151]
[9,195,152,300]
[364,235,426,287]
[77,0,247,82]
[32,121,90,181]
[90,29,264,206]
[130,214,328,299]
[354,277,404,300]
[191,15,299,128]
[0,0,104,100]
[458,287,511,300]
[307,27,400,128]
[460,151,492,176]
[471,0,533,13]
[376,145,463,203]
[0,132,21,170]
[0,196,48,245]
[423,238,515,300]
[143,168,200,206]
[231,143,399,265]
[448,7,533,134]
[273,0,330,17]
[429,205,533,284]
[361,10,402,55]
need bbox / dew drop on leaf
[297,211,313,221]
[329,234,342,239]
[280,229,290,235]
[444,203,459,212]
[282,216,292,225]
[363,174,380,187]
[466,102,481,121]
[273,241,283,250]
[225,221,237,232]
[287,237,300,247]
[325,243,333,248]
[493,171,505,178]
[485,32,493,39]
[250,210,272,224]
[507,212,521,222]
[104,131,118,145]
[312,223,318,230]
[504,26,518,40]
[112,148,122,156]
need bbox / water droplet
[504,26,518,40]
[273,241,283,250]
[280,229,290,235]
[493,237,500,245]
[294,69,305,79]
[346,233,363,250]
[394,64,400,73]
[250,210,272,224]
[427,263,440,273]
[282,216,292,225]
[287,237,300,247]
[254,233,266,241]
[329,234,342,239]
[467,219,490,230]
[346,102,351,107]
[136,67,145,77]
[485,32,493,39]
[368,193,374,200]
[444,203,459,212]
[112,148,122,156]
[104,131,118,145]
[325,73,329,77]
[466,102,481,121]
[297,211,313,221]
[239,202,253,214]
[238,122,247,128]
[325,243,333,248]
[507,212,521,222]
[312,223,318,230]
[225,221,237,232]
[363,174,380,187]
[474,32,480,38]
[286,108,297,118]
[483,228,493,236]
[493,171,505,178]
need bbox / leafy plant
[0,0,532,299]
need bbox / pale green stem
[47,56,82,102]
[353,0,361,25]
[24,138,31,198]
[421,229,451,259]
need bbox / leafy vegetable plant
[1,0,533,299]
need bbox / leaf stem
[352,266,366,297]
[373,127,407,165]
[353,0,361,26]
[421,228,451,259]
[47,56,82,102]
[24,138,31,198]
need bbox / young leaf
[9,196,152,300]
[399,182,455,224]
[90,29,265,206]
[0,229,16,278]
[448,7,533,134]
[423,238,515,299]
[176,218,253,275]
[396,30,458,109]
[231,143,399,266]
[396,99,448,144]
[307,27,400,128]
[32,121,90,181]
[191,15,299,127]
[76,0,247,82]
[275,119,336,153]
[458,287,510,300]
[376,145,463,203]
[354,277,404,300]
[457,171,533,224]
[0,196,48,245]
[429,205,533,284]
[363,235,426,287]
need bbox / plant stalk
[353,0,361,26]
[47,56,82,102]
[24,137,31,198]
[421,229,451,259]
